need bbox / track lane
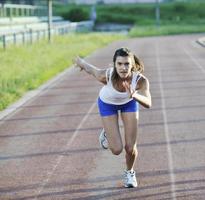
[0,34,205,200]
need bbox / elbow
[147,96,152,108]
[148,100,152,108]
[145,104,151,109]
[147,103,152,109]
[145,100,152,109]
[140,101,151,109]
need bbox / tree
[26,0,35,5]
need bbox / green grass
[54,4,91,21]
[0,33,126,111]
[129,24,205,37]
[54,2,205,37]
[99,2,205,25]
[96,4,155,25]
[54,2,205,26]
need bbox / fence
[0,21,94,50]
[0,3,47,18]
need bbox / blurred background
[0,0,204,111]
[1,0,205,43]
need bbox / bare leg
[121,112,138,170]
[101,114,123,155]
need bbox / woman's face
[115,56,133,79]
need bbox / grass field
[54,1,205,26]
[129,24,205,37]
[54,1,205,37]
[0,33,125,111]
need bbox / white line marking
[34,101,97,199]
[155,41,177,200]
[183,48,205,74]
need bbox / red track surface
[0,34,205,200]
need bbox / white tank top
[99,68,141,105]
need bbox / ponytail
[133,54,144,73]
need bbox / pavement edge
[0,66,76,120]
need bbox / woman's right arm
[74,56,107,84]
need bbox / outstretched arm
[74,56,107,84]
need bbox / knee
[110,146,123,155]
[125,144,138,155]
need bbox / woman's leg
[101,114,123,155]
[121,112,138,170]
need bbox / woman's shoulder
[133,72,146,80]
[106,67,114,76]
[139,73,146,79]
[107,66,114,72]
[104,67,114,83]
[134,72,149,84]
[137,74,150,87]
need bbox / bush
[174,3,186,12]
[62,8,89,22]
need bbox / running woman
[74,47,151,188]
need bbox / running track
[0,34,205,200]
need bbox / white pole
[156,0,160,27]
[48,0,52,43]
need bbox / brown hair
[111,47,144,84]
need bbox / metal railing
[0,21,94,50]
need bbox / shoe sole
[99,137,108,149]
[99,131,108,149]
[124,183,138,188]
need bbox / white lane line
[34,101,97,199]
[155,41,177,200]
[183,48,205,74]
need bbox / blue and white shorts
[98,97,139,117]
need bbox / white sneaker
[99,129,108,149]
[124,170,138,188]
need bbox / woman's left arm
[132,76,152,108]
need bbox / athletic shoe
[124,170,138,188]
[99,129,108,149]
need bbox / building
[0,0,35,4]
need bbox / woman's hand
[74,56,85,71]
[122,81,135,98]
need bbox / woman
[74,47,151,188]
